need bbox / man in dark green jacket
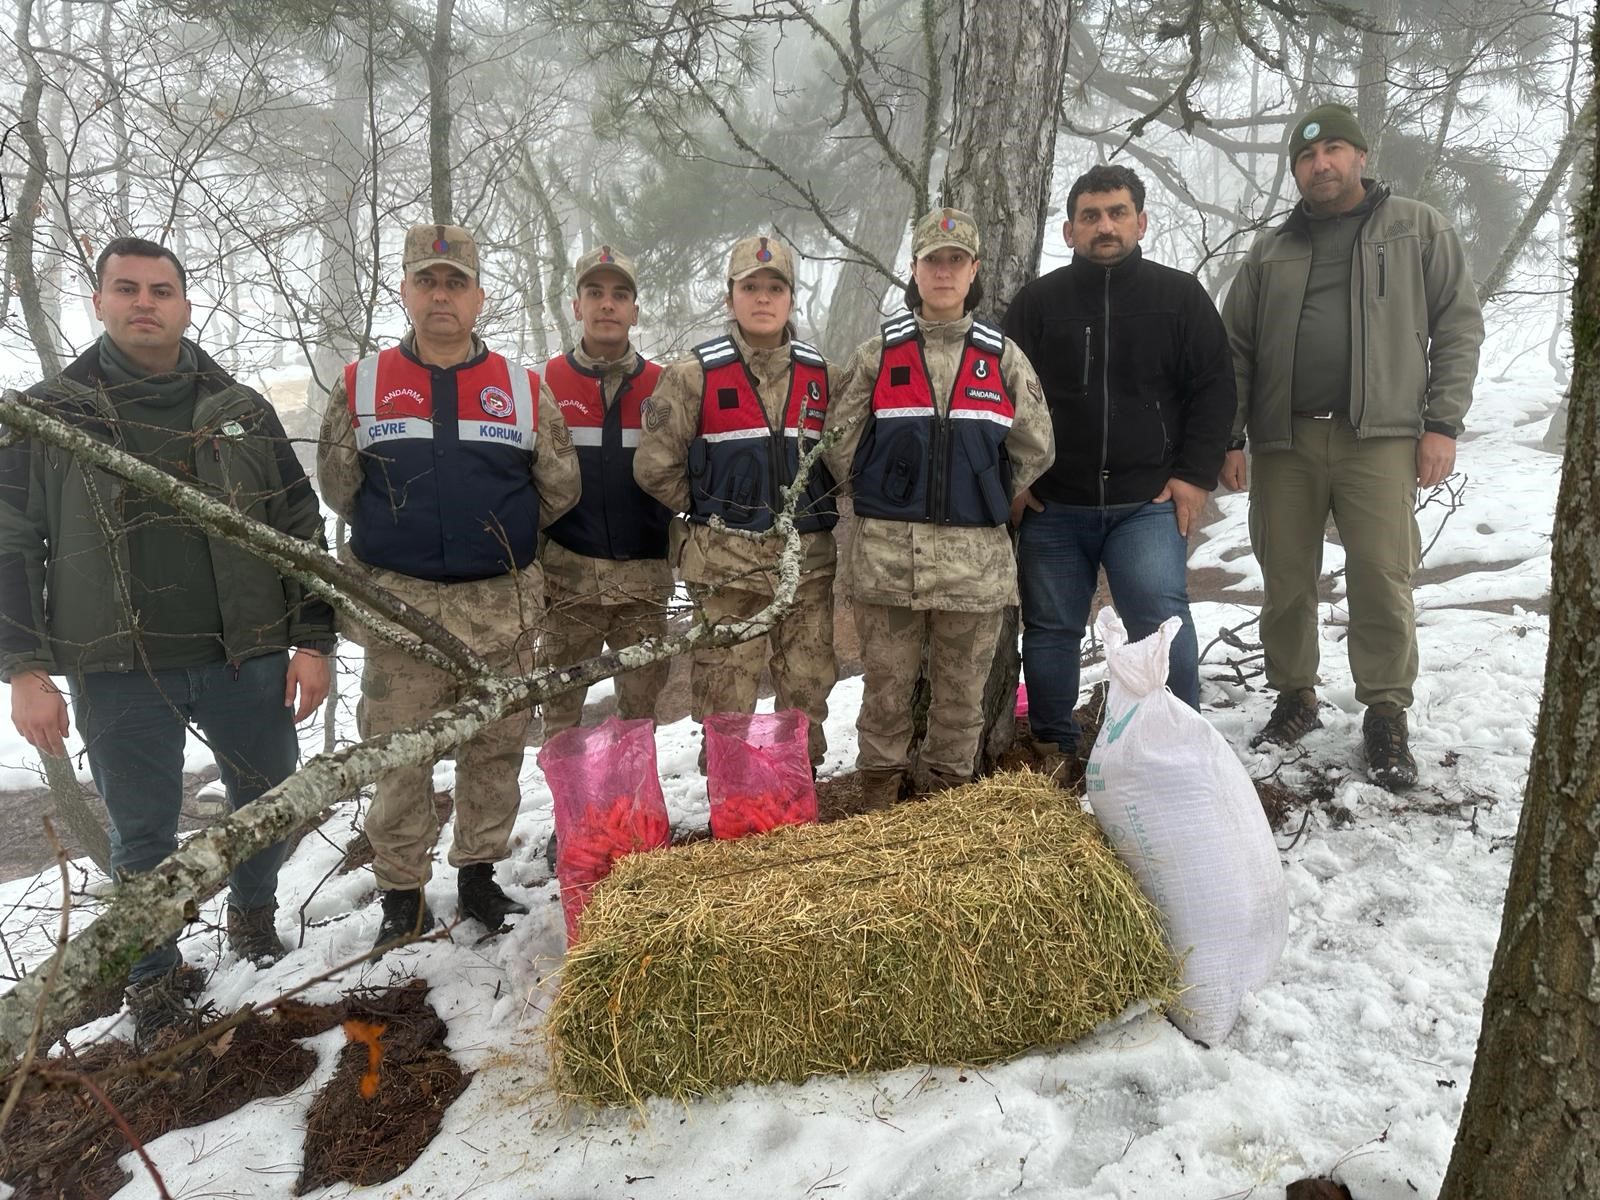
[1220,103,1485,790]
[0,237,334,1046]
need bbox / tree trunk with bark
[942,0,1072,767]
[7,0,65,379]
[1437,23,1600,1195]
[424,0,456,224]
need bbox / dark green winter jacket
[1223,183,1485,453]
[0,340,335,680]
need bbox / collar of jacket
[570,341,642,378]
[913,309,975,345]
[1067,243,1145,289]
[1278,179,1389,237]
[398,328,490,372]
[59,336,235,395]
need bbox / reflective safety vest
[686,337,838,534]
[541,352,670,561]
[851,315,1014,526]
[344,345,540,581]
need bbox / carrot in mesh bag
[704,709,818,840]
[536,716,671,944]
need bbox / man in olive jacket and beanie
[1,237,334,1047]
[1220,103,1484,789]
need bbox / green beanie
[1288,103,1368,162]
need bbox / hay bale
[548,771,1178,1104]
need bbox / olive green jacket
[0,341,335,680]
[1223,184,1485,452]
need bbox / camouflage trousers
[356,568,539,891]
[538,584,670,737]
[692,574,835,767]
[853,602,1003,779]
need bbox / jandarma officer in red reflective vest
[823,207,1053,808]
[317,223,579,952]
[537,245,672,737]
[633,234,839,771]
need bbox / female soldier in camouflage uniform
[633,234,840,770]
[824,209,1054,805]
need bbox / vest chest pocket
[882,428,922,506]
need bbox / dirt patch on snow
[296,979,469,1194]
[0,1005,326,1199]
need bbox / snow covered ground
[0,341,1563,1199]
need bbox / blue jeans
[1017,499,1199,749]
[70,653,300,983]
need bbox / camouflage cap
[575,244,638,292]
[402,223,479,281]
[912,207,980,259]
[727,234,795,286]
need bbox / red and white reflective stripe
[948,408,1014,427]
[872,405,936,419]
[352,353,433,449]
[699,426,771,443]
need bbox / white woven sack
[1086,609,1288,1044]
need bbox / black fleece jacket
[1002,246,1236,507]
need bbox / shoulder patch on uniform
[693,337,738,369]
[790,340,826,367]
[882,314,919,346]
[643,395,670,432]
[1384,218,1415,239]
[969,320,1004,353]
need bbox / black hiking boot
[457,862,529,931]
[1363,704,1418,791]
[1251,688,1323,748]
[226,903,288,967]
[372,888,437,954]
[125,969,199,1051]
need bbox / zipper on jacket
[747,360,788,522]
[1352,200,1383,430]
[922,340,948,522]
[1377,244,1387,298]
[1081,325,1091,387]
[1099,269,1111,508]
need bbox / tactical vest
[541,352,671,561]
[345,345,540,581]
[851,315,1014,526]
[686,337,838,534]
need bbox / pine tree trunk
[1437,22,1600,1196]
[942,0,1072,766]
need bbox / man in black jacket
[1003,165,1235,763]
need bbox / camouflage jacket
[633,326,837,596]
[316,330,580,540]
[538,342,674,606]
[824,311,1053,612]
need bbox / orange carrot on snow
[342,1018,387,1100]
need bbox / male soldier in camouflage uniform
[633,235,837,769]
[826,208,1053,805]
[537,246,671,735]
[318,224,580,950]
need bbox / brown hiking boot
[1251,688,1322,748]
[858,768,907,811]
[919,769,972,797]
[227,903,288,967]
[1030,739,1073,784]
[1363,704,1417,791]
